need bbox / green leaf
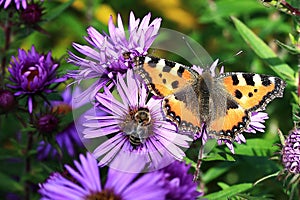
[0,172,23,193]
[203,151,236,161]
[44,0,75,21]
[202,162,238,183]
[234,138,279,157]
[231,16,295,84]
[237,193,274,200]
[200,0,265,23]
[202,183,253,200]
[275,39,300,54]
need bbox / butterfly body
[135,56,286,141]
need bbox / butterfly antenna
[182,36,204,67]
[217,50,243,66]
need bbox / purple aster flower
[82,69,192,171]
[281,128,300,174]
[160,160,203,199]
[0,0,27,9]
[67,11,161,101]
[39,153,168,200]
[37,87,84,160]
[8,46,66,113]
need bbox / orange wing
[134,56,196,97]
[163,94,201,132]
[220,73,286,111]
[207,72,286,141]
[135,56,201,132]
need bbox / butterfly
[134,55,286,141]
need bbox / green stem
[23,113,34,200]
[254,171,280,186]
[25,131,33,200]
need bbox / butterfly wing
[135,56,201,132]
[219,73,286,111]
[208,72,286,141]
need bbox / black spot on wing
[162,79,166,84]
[164,60,176,68]
[162,59,176,73]
[171,81,179,89]
[231,74,239,85]
[148,56,159,67]
[260,75,271,86]
[177,66,185,77]
[242,74,255,86]
[163,66,172,72]
[235,90,243,99]
[248,92,253,97]
[226,98,239,109]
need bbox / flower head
[20,2,44,24]
[0,89,17,114]
[37,87,84,160]
[39,153,168,200]
[82,69,192,171]
[282,128,300,174]
[67,12,161,100]
[0,0,27,9]
[160,161,202,199]
[8,46,65,113]
[36,113,59,133]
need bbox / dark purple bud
[0,89,17,114]
[37,114,59,133]
[20,3,43,24]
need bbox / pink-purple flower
[82,69,192,171]
[160,161,203,199]
[8,46,65,113]
[0,0,27,9]
[39,153,168,200]
[67,12,161,100]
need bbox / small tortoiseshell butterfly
[134,55,286,141]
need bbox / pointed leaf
[202,183,253,199]
[231,16,295,85]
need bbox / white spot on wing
[253,74,262,85]
[237,74,247,85]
